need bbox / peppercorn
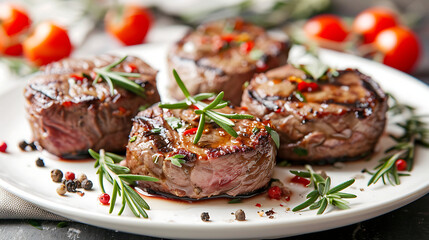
[235,209,246,221]
[56,184,66,196]
[18,140,28,151]
[201,212,210,222]
[81,179,93,190]
[51,169,63,182]
[65,180,77,192]
[35,158,44,167]
[73,179,81,188]
[28,142,37,151]
[77,174,87,183]
[65,172,75,181]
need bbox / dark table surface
[1,0,428,239]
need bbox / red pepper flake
[285,196,291,202]
[275,107,283,113]
[256,61,268,72]
[118,107,127,114]
[62,101,73,107]
[240,41,254,54]
[190,105,199,110]
[297,81,319,92]
[70,74,85,82]
[183,127,198,136]
[268,186,282,200]
[291,176,311,187]
[241,106,248,111]
[255,203,261,208]
[395,159,407,171]
[77,191,85,197]
[221,34,236,43]
[125,63,138,73]
[279,204,284,207]
[0,141,7,153]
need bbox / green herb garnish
[249,49,264,60]
[159,69,254,144]
[365,94,429,186]
[165,154,186,167]
[89,149,158,218]
[293,147,308,156]
[165,117,183,130]
[298,61,329,81]
[129,136,137,143]
[265,126,280,149]
[150,128,161,134]
[93,56,145,97]
[290,165,356,214]
[56,222,68,228]
[228,198,242,204]
[28,220,42,230]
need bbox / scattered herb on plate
[89,149,158,218]
[290,165,356,214]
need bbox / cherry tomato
[0,3,31,37]
[353,7,398,44]
[374,26,420,72]
[105,5,152,46]
[304,14,349,43]
[23,21,73,66]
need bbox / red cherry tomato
[304,14,349,43]
[374,26,420,72]
[23,21,73,66]
[0,3,31,37]
[105,5,152,46]
[353,7,398,44]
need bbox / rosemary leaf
[194,113,206,144]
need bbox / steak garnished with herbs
[167,18,290,105]
[241,64,388,164]
[24,55,160,159]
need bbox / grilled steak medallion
[126,106,277,199]
[24,55,160,159]
[167,18,290,105]
[241,65,388,164]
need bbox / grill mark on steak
[24,55,160,159]
[241,64,388,164]
[126,106,277,199]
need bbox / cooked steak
[241,64,388,164]
[167,18,290,105]
[24,55,160,159]
[125,106,277,199]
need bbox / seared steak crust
[167,18,290,105]
[24,55,160,159]
[126,106,277,199]
[241,65,388,164]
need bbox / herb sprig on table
[92,55,145,97]
[290,165,356,214]
[158,69,255,144]
[89,149,158,218]
[364,94,429,186]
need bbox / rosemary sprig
[290,165,356,214]
[365,94,429,186]
[88,149,158,218]
[165,154,186,167]
[159,69,254,144]
[92,56,145,97]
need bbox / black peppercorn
[18,140,28,151]
[28,142,37,151]
[81,179,93,190]
[201,212,210,222]
[51,169,63,182]
[235,209,246,221]
[73,179,81,188]
[65,180,77,192]
[35,158,44,167]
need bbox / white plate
[0,43,428,239]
